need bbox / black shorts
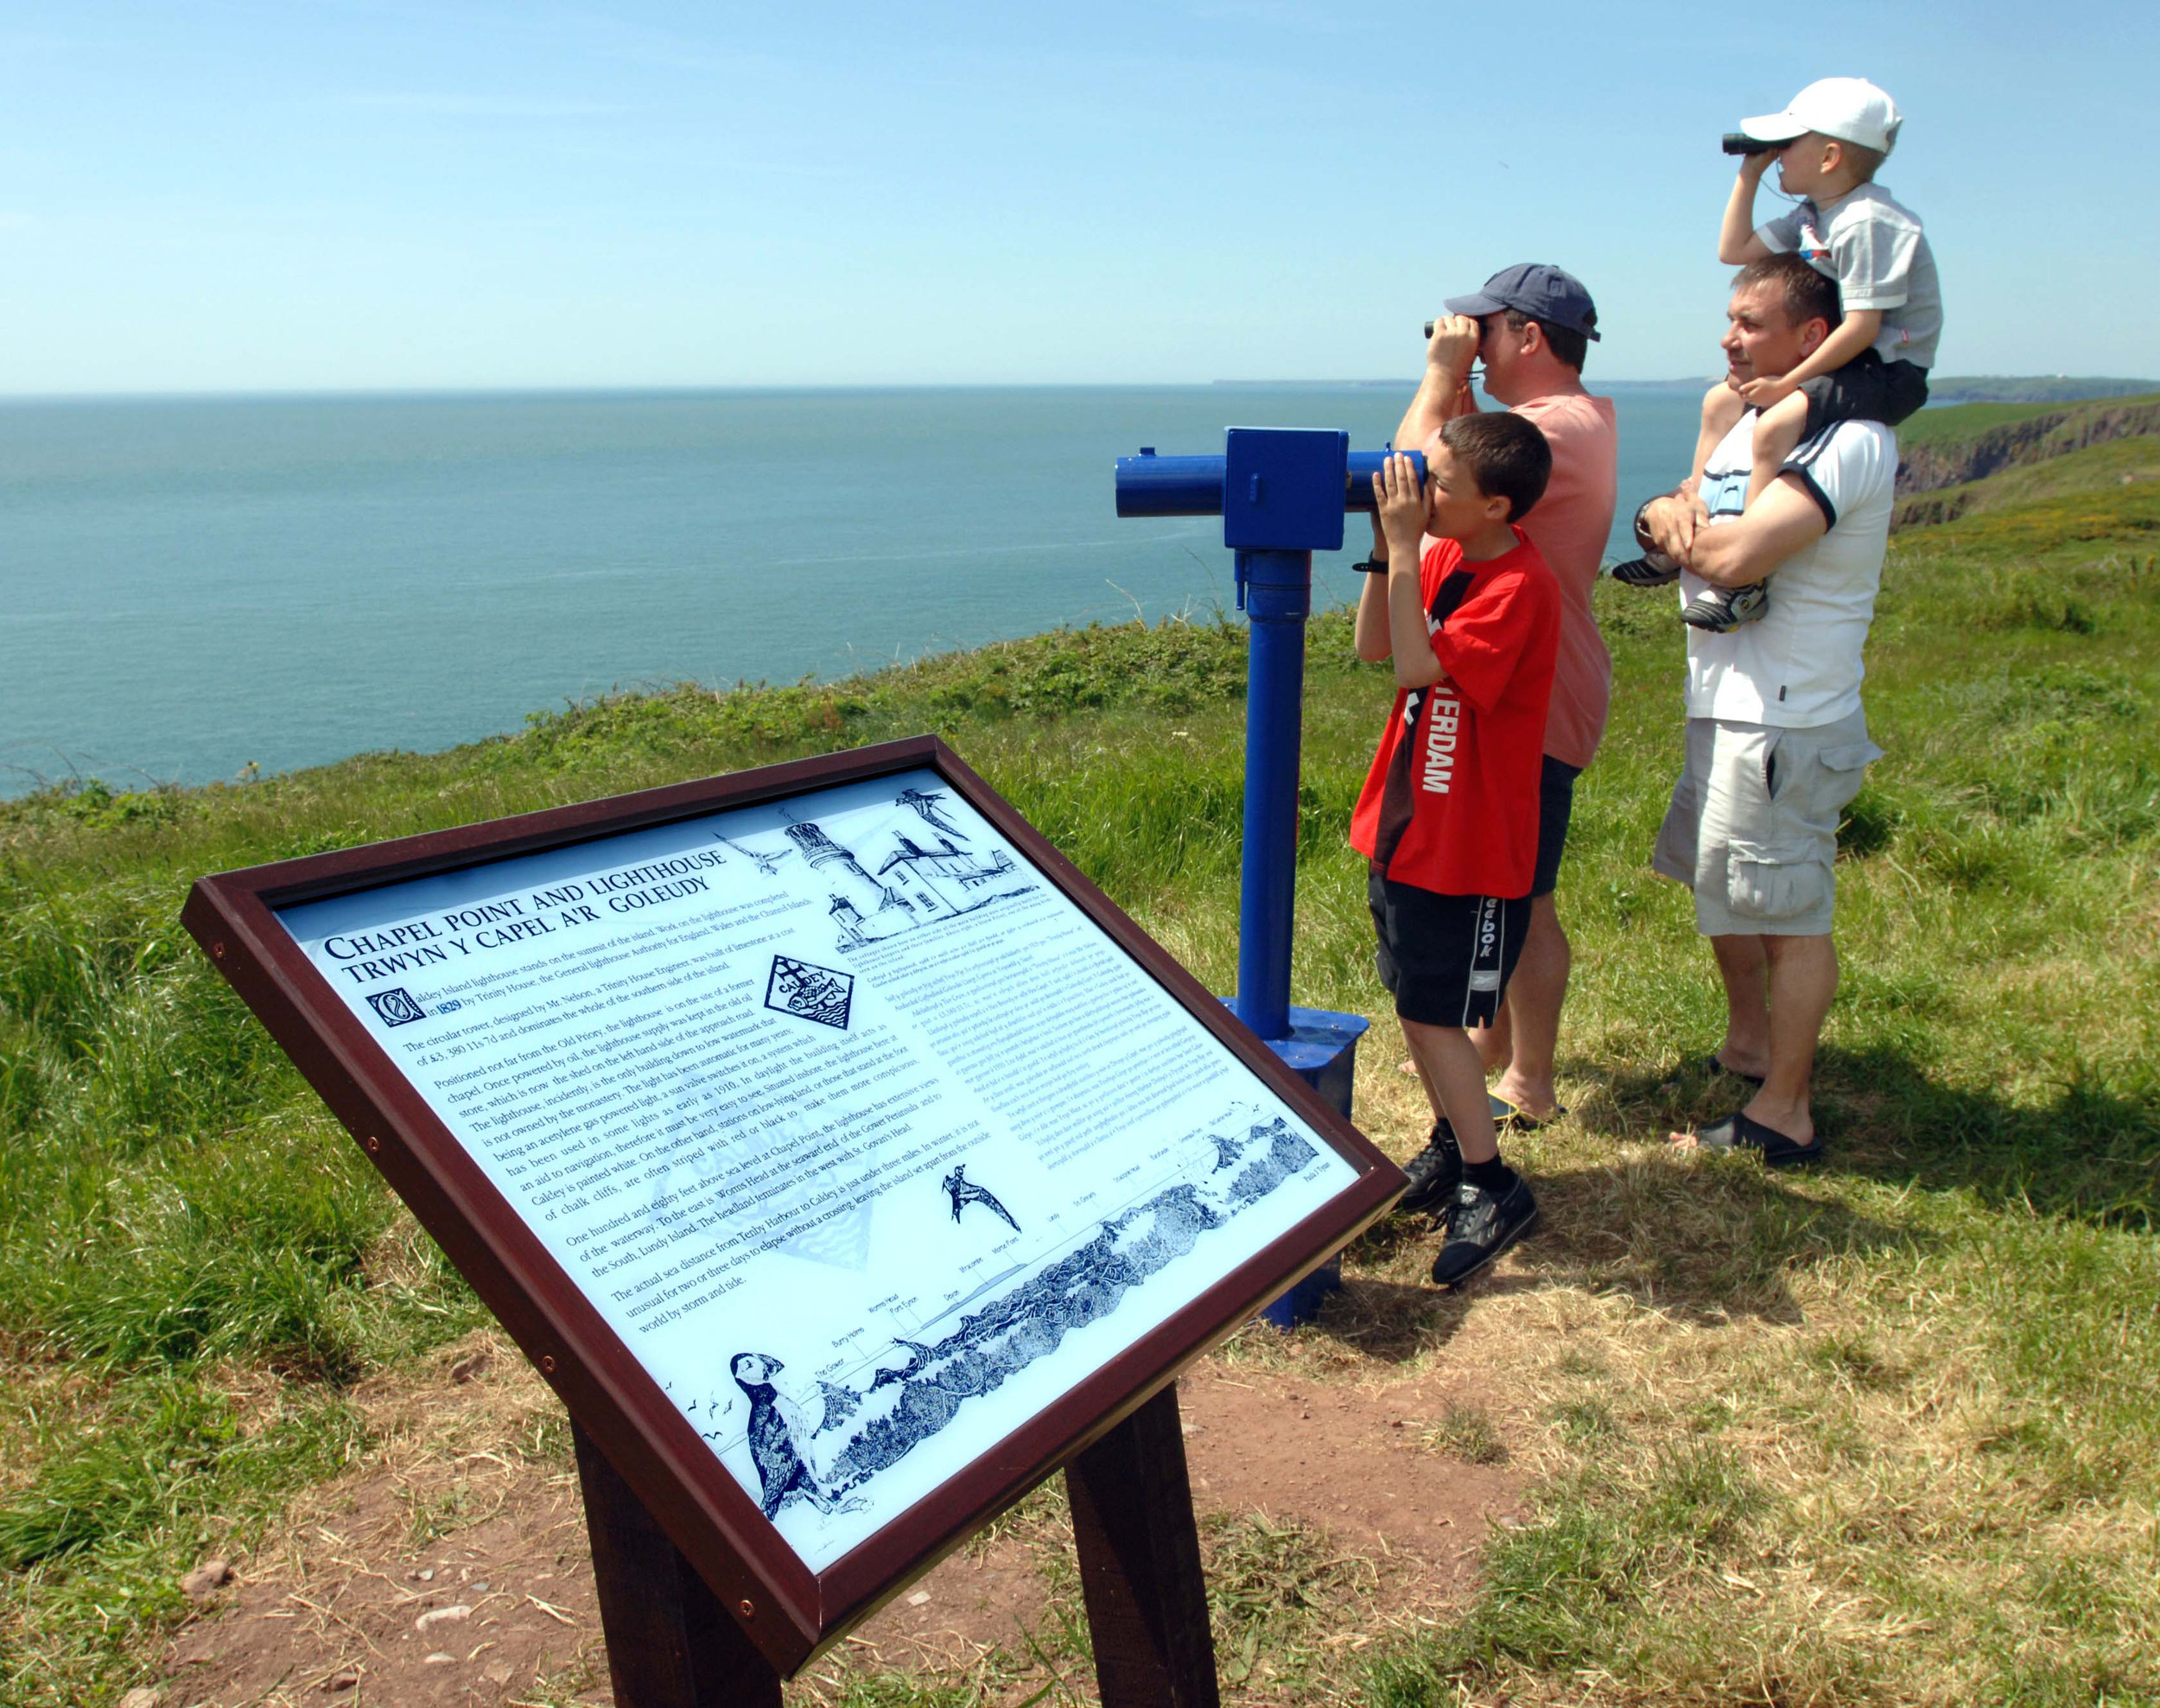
[1531,756,1581,899]
[1368,872,1532,1029]
[1800,349,1929,439]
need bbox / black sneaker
[1430,1175,1539,1289]
[1394,1120,1463,1218]
[1680,581,1769,632]
[1609,552,1680,587]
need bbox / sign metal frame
[182,734,1402,1675]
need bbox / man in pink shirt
[1375,265,1619,1214]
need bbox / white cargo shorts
[1653,709,1883,937]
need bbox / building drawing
[874,835,1017,919]
[789,813,1037,952]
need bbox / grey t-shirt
[1758,182,1941,370]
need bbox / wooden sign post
[185,737,1401,1700]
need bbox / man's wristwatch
[1352,556,1390,575]
[1633,486,1686,551]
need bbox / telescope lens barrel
[1113,448,1426,520]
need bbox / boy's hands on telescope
[1374,453,1430,566]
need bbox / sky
[3,0,2156,393]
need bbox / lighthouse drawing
[786,810,1036,953]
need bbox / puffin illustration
[729,1353,856,1519]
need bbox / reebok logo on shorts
[1469,896,1503,991]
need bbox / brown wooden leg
[573,1419,782,1708]
[1064,1384,1221,1708]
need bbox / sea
[0,384,1705,797]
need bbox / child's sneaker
[1395,1120,1462,1218]
[1608,551,1680,587]
[1430,1173,1539,1289]
[1680,581,1769,632]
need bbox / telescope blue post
[1116,429,1420,1328]
[1232,548,1307,1044]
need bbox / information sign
[184,736,1401,1674]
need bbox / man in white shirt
[1631,253,1895,1165]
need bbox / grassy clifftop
[4,466,2159,1704]
[1895,390,2160,492]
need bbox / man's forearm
[1686,477,1829,585]
[1394,365,1471,452]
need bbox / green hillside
[4,472,2159,1705]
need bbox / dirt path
[159,1335,1519,1706]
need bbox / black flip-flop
[1706,1055,1767,1089]
[1489,1090,1566,1132]
[1690,1110,1822,1167]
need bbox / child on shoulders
[1616,78,1940,632]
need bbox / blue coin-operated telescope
[1115,429,1422,1326]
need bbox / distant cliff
[1894,398,2160,525]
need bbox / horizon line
[5,373,2151,406]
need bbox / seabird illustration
[943,1165,1020,1233]
[729,1353,857,1518]
[895,787,966,839]
[714,834,789,876]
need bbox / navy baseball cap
[1444,264,1601,341]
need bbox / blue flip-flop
[1690,1110,1822,1167]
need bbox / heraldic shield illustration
[766,955,854,1030]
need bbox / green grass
[4,467,2159,1705]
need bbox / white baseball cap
[1739,77,1903,155]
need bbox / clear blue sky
[5,0,2154,392]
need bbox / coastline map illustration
[700,1110,1319,1525]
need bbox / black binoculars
[1723,132,1781,155]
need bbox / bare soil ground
[156,1322,1521,1707]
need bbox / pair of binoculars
[1722,132,1782,155]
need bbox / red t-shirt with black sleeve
[1349,529,1562,899]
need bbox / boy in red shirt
[1351,412,1560,1287]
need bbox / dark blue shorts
[1800,350,1929,439]
[1368,874,1531,1030]
[1530,756,1581,899]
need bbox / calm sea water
[0,385,1702,797]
